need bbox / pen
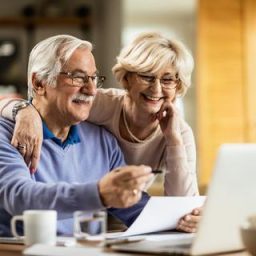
[152,169,163,174]
[152,169,170,174]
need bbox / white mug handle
[11,215,25,239]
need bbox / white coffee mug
[11,210,57,246]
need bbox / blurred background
[0,0,255,194]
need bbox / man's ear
[31,73,46,96]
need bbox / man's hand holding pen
[98,165,154,208]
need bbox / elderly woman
[0,32,201,232]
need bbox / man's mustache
[71,94,95,103]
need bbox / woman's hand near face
[176,207,202,233]
[156,100,183,145]
[11,106,43,173]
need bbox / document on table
[108,196,206,238]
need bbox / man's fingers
[124,189,143,207]
[118,174,154,189]
[99,165,151,208]
[113,166,151,179]
[116,175,154,190]
[112,166,152,188]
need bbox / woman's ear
[122,73,131,91]
[32,73,46,96]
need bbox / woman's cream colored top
[88,88,199,196]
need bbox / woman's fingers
[155,101,182,144]
[156,101,175,121]
[9,105,43,171]
[179,215,200,226]
[24,144,33,166]
[177,224,196,233]
[17,143,27,157]
[11,137,18,148]
[10,108,43,173]
[11,128,41,173]
[192,207,203,216]
[30,140,42,173]
[12,125,28,158]
[176,208,203,233]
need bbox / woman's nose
[150,79,162,93]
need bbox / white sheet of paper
[108,196,206,238]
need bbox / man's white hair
[27,34,93,99]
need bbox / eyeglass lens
[137,73,178,88]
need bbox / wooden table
[0,243,252,256]
[0,243,24,256]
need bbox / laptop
[112,144,256,255]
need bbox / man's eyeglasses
[135,73,179,89]
[59,71,106,88]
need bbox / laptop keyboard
[146,243,190,255]
[164,244,191,249]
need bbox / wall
[0,0,122,95]
[122,0,197,137]
[197,0,256,190]
[93,0,122,89]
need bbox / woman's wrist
[15,104,40,122]
[0,99,23,121]
[12,100,31,121]
[165,133,183,146]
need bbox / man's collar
[42,122,81,149]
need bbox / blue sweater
[0,118,149,236]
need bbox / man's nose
[80,80,97,96]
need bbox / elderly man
[0,35,153,236]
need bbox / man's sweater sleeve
[0,138,104,219]
[108,192,150,227]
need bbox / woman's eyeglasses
[59,71,106,88]
[135,73,179,89]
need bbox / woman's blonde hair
[112,32,194,96]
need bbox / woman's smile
[141,93,165,103]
